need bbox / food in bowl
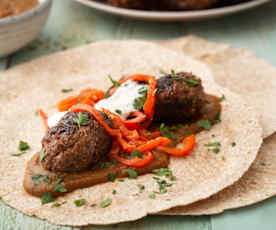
[101,0,250,10]
[0,0,39,19]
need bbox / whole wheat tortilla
[157,36,276,215]
[158,35,276,138]
[0,41,262,226]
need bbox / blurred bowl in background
[0,0,52,57]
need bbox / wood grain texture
[0,0,276,229]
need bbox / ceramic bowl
[0,0,52,57]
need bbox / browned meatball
[158,0,216,10]
[154,72,205,123]
[41,111,112,173]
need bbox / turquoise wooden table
[1,1,276,229]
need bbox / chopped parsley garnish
[101,162,111,169]
[51,201,66,208]
[232,142,236,147]
[222,156,225,161]
[10,152,26,157]
[40,150,47,163]
[186,78,199,87]
[112,189,117,195]
[155,180,172,194]
[108,173,116,182]
[133,96,147,110]
[138,184,145,192]
[18,141,30,151]
[260,162,266,166]
[73,112,89,128]
[212,134,216,138]
[138,86,148,95]
[220,94,226,101]
[127,168,137,179]
[32,174,51,185]
[118,179,125,182]
[112,159,118,165]
[115,109,122,115]
[54,177,67,193]
[153,168,173,178]
[41,192,54,205]
[170,69,179,79]
[160,123,177,141]
[61,88,73,93]
[168,124,185,131]
[149,194,156,199]
[170,176,177,181]
[74,199,86,207]
[100,198,112,208]
[211,147,220,154]
[108,75,120,87]
[131,149,143,159]
[196,120,212,130]
[204,142,221,147]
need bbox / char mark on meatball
[154,72,206,123]
[41,111,112,173]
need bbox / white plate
[74,0,270,21]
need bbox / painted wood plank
[180,1,276,66]
[211,197,276,230]
[82,216,211,230]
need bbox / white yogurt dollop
[95,80,147,119]
[47,111,67,128]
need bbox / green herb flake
[32,174,51,186]
[100,198,112,208]
[159,69,168,75]
[41,192,54,205]
[108,173,116,182]
[73,112,89,128]
[149,194,156,199]
[127,168,137,179]
[211,147,220,154]
[112,189,117,195]
[101,162,111,169]
[51,201,66,208]
[74,199,86,207]
[131,149,143,159]
[40,150,47,163]
[169,176,177,181]
[232,142,236,147]
[222,156,225,161]
[186,78,199,87]
[18,141,30,151]
[61,88,73,93]
[54,177,67,193]
[115,109,122,115]
[10,151,26,157]
[138,86,148,95]
[112,159,118,165]
[170,69,179,79]
[118,179,125,182]
[260,162,266,166]
[220,94,226,101]
[153,168,173,178]
[133,96,147,110]
[212,134,216,138]
[108,75,120,87]
[196,120,212,130]
[204,142,221,147]
[138,184,145,192]
[160,123,177,141]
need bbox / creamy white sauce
[95,80,147,119]
[47,111,67,128]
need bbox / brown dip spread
[0,0,39,19]
[23,94,221,198]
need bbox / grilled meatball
[41,111,112,173]
[158,0,216,10]
[154,72,205,123]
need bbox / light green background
[1,1,276,229]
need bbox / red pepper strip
[137,137,170,153]
[109,142,154,168]
[70,104,119,137]
[102,109,140,141]
[158,134,196,157]
[116,151,154,168]
[123,111,146,130]
[57,88,105,112]
[120,74,157,128]
[38,109,50,131]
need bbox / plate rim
[74,0,271,20]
